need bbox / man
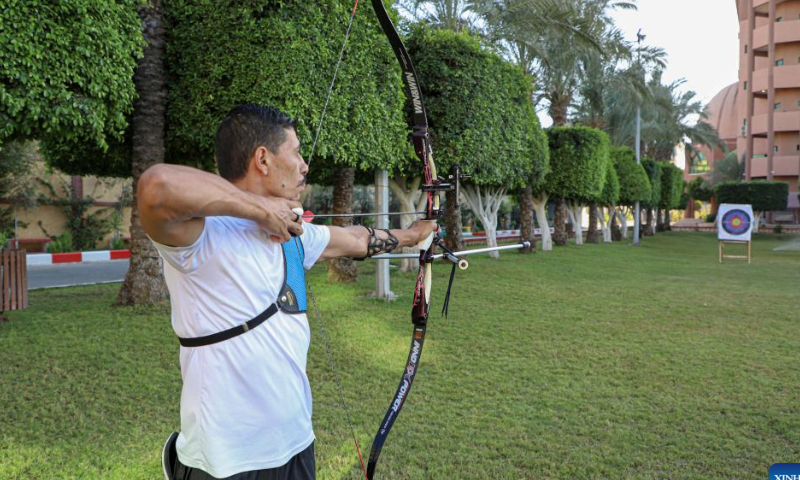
[138,104,436,480]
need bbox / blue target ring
[721,209,751,235]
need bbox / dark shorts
[172,443,316,480]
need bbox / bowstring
[303,1,369,478]
[307,0,361,170]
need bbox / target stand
[718,239,751,263]
[717,204,754,264]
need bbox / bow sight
[421,164,470,218]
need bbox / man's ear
[254,146,270,176]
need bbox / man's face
[264,128,308,201]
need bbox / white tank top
[151,216,329,478]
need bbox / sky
[611,0,740,106]
[539,0,740,127]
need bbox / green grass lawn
[1,232,799,479]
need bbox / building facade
[688,0,800,221]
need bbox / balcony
[750,111,800,135]
[750,154,800,177]
[752,19,800,51]
[751,65,800,92]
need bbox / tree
[0,0,143,149]
[408,27,541,257]
[547,127,610,246]
[166,0,409,283]
[0,141,39,246]
[657,162,683,231]
[594,158,619,243]
[640,158,662,235]
[612,146,650,239]
[708,150,745,187]
[686,176,714,220]
[715,181,789,232]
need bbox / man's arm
[317,221,438,262]
[138,164,303,247]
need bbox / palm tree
[398,0,478,31]
[116,0,169,305]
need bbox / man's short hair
[215,104,297,181]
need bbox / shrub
[705,213,716,223]
[47,231,75,254]
[773,225,783,234]
[715,181,789,212]
[110,237,127,250]
[612,146,650,206]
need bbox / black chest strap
[177,303,279,347]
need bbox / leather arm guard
[352,226,399,261]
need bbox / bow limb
[365,1,437,478]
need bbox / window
[745,44,749,53]
[796,144,800,151]
[773,145,779,153]
[774,102,782,110]
[689,153,710,174]
[744,81,748,90]
[776,59,784,66]
[776,16,783,22]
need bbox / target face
[721,209,751,236]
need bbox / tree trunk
[443,188,463,252]
[586,202,599,243]
[327,168,359,283]
[618,207,629,239]
[567,202,583,246]
[116,0,169,306]
[549,94,571,127]
[644,208,655,236]
[664,209,672,231]
[533,195,552,252]
[598,207,611,243]
[610,208,621,241]
[518,187,535,253]
[656,207,665,232]
[461,184,505,259]
[753,211,763,232]
[552,195,568,246]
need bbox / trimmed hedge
[688,177,714,202]
[715,181,789,212]
[547,126,610,202]
[1,0,143,160]
[641,158,662,209]
[659,163,684,210]
[612,146,650,206]
[597,158,620,206]
[408,26,546,188]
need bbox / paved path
[28,260,129,290]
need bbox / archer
[137,104,437,480]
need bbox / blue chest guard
[277,238,307,314]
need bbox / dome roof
[704,82,740,142]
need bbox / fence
[1,250,28,319]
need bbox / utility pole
[372,168,396,300]
[633,29,645,246]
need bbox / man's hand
[406,219,440,247]
[255,197,305,242]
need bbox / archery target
[717,204,754,241]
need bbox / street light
[633,29,645,246]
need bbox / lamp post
[633,29,645,246]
